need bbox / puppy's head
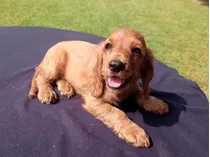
[100,28,154,98]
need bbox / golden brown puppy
[28,28,168,147]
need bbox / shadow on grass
[193,0,209,6]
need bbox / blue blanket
[0,27,208,157]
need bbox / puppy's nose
[109,60,126,72]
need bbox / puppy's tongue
[108,76,124,88]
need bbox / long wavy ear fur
[140,48,154,100]
[89,41,105,97]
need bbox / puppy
[28,28,168,147]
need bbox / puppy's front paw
[142,96,169,115]
[57,80,75,98]
[28,92,37,99]
[119,125,150,148]
[38,89,58,104]
[58,84,75,98]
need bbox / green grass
[0,0,208,97]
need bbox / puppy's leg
[57,79,75,98]
[29,45,69,104]
[28,69,39,99]
[83,98,150,147]
[36,71,58,104]
[136,89,169,115]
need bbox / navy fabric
[0,27,208,157]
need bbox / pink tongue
[108,76,124,88]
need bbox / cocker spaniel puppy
[28,28,168,147]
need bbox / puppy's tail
[28,67,39,99]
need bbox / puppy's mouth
[107,76,130,89]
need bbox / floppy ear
[89,41,105,98]
[140,48,154,100]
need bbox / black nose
[109,60,126,72]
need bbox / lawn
[0,0,208,97]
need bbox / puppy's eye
[105,43,112,49]
[131,48,141,54]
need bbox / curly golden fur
[28,28,168,147]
